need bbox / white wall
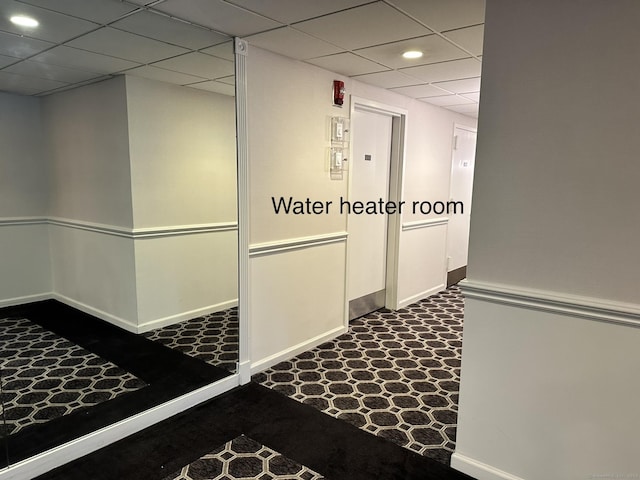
[21,75,239,330]
[48,225,138,329]
[42,77,138,325]
[0,223,51,306]
[247,48,347,246]
[246,46,476,370]
[126,76,237,228]
[44,77,133,228]
[126,76,238,329]
[250,241,347,372]
[134,230,238,332]
[466,2,640,304]
[246,48,349,370]
[454,1,640,479]
[0,93,48,218]
[0,92,51,305]
[455,294,640,480]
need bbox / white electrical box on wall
[330,147,346,180]
[331,116,350,143]
[329,116,349,180]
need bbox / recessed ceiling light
[10,15,39,27]
[402,50,423,59]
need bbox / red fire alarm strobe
[333,80,345,106]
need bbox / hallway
[31,286,469,480]
[254,286,463,465]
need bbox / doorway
[446,125,477,286]
[347,100,405,320]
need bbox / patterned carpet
[164,435,326,480]
[143,307,238,373]
[0,317,147,436]
[254,286,463,465]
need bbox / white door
[348,107,393,317]
[447,126,477,273]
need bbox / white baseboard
[9,294,238,335]
[0,374,239,480]
[52,293,138,332]
[238,360,252,385]
[0,292,52,308]
[137,299,239,333]
[250,325,347,375]
[451,453,526,480]
[398,283,445,309]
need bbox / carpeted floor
[6,288,473,479]
[143,307,238,373]
[254,286,463,465]
[163,435,326,480]
[0,316,147,436]
[0,300,231,467]
[36,382,474,480]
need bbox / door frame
[446,123,477,285]
[346,97,408,324]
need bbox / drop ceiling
[0,0,484,117]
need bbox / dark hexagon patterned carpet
[254,286,463,465]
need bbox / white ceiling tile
[401,57,481,83]
[446,103,478,118]
[433,76,481,94]
[354,34,469,69]
[16,0,137,24]
[294,2,431,50]
[305,52,387,76]
[0,70,67,95]
[0,1,98,43]
[67,27,189,64]
[152,51,234,79]
[0,53,18,67]
[442,25,484,56]
[447,103,479,114]
[421,94,474,106]
[460,91,480,102]
[0,30,53,59]
[216,75,235,85]
[389,0,485,32]
[201,41,234,61]
[3,59,103,83]
[225,0,373,24]
[153,0,283,37]
[30,45,140,73]
[186,79,235,96]
[389,83,450,98]
[123,65,208,85]
[352,70,420,89]
[112,10,231,50]
[246,27,343,60]
[36,75,113,96]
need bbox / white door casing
[447,125,477,272]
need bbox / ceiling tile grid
[292,2,432,51]
[0,0,484,116]
[0,1,99,43]
[231,0,484,117]
[305,52,389,77]
[0,0,239,96]
[152,0,283,37]
[15,0,139,25]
